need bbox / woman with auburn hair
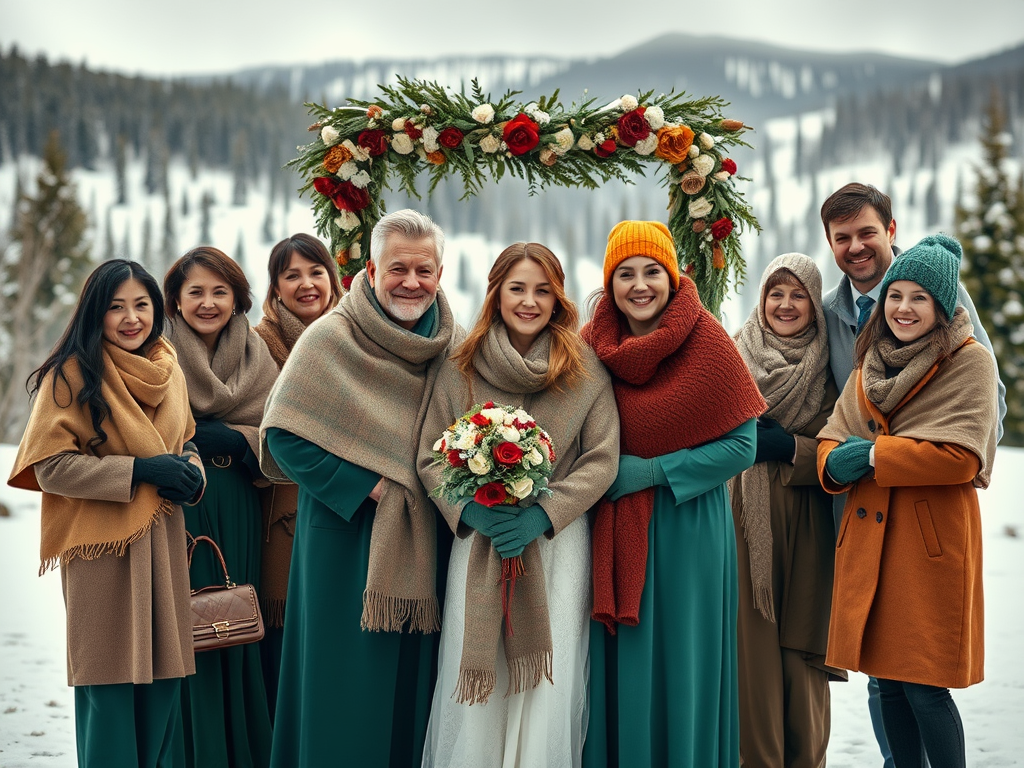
[418,242,619,767]
[252,233,341,717]
[582,221,765,768]
[164,247,280,768]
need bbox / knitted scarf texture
[732,253,829,620]
[583,278,765,632]
[9,338,194,573]
[260,270,458,633]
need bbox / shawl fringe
[505,649,554,697]
[360,590,441,634]
[260,597,286,629]
[454,668,497,706]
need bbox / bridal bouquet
[430,401,556,633]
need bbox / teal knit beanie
[880,233,962,320]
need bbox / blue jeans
[868,676,895,768]
[876,677,965,768]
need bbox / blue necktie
[856,295,875,335]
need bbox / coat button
[876,511,883,523]
[868,419,876,433]
[857,508,867,519]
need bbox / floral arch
[291,77,759,316]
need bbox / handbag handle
[187,534,235,588]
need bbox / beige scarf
[254,303,306,369]
[732,253,829,621]
[167,314,279,456]
[260,270,458,633]
[8,338,194,573]
[819,309,997,488]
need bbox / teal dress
[265,428,450,768]
[584,420,755,768]
[181,455,272,768]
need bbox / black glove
[755,418,796,464]
[133,454,204,502]
[191,420,248,461]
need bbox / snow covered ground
[2,441,1022,766]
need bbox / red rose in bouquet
[470,413,490,427]
[474,481,508,508]
[594,139,617,158]
[357,129,388,156]
[503,113,540,156]
[447,449,467,467]
[721,158,737,175]
[312,177,371,212]
[711,217,734,240]
[404,122,423,140]
[438,127,465,149]
[493,441,524,466]
[616,107,650,147]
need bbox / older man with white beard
[260,209,462,768]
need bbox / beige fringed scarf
[260,270,458,633]
[732,253,829,621]
[8,338,194,573]
[167,314,279,457]
[819,309,997,488]
[254,303,306,369]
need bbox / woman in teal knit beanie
[816,233,999,768]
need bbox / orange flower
[426,150,446,165]
[323,144,354,173]
[367,104,383,119]
[335,248,349,266]
[680,171,706,195]
[655,125,695,164]
[712,244,725,269]
[607,126,620,144]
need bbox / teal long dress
[584,419,756,768]
[265,428,450,768]
[181,456,272,768]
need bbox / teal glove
[606,454,669,501]
[460,501,518,537]
[826,436,873,485]
[490,505,553,559]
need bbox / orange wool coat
[817,344,996,689]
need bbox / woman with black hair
[8,259,204,768]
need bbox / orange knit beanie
[603,220,680,290]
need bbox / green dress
[181,456,272,768]
[265,428,450,768]
[584,420,755,768]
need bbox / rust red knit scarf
[583,279,765,632]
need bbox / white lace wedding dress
[422,515,591,768]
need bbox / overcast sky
[3,0,1024,76]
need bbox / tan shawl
[260,270,458,633]
[732,253,829,620]
[8,338,195,573]
[252,303,307,626]
[819,309,997,489]
[167,313,279,457]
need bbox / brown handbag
[188,534,265,651]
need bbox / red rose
[474,481,508,507]
[470,413,490,427]
[447,449,466,468]
[711,217,734,240]
[341,275,353,290]
[493,441,524,466]
[594,139,617,158]
[482,401,495,409]
[616,107,650,147]
[312,177,370,212]
[438,127,464,149]
[503,113,540,156]
[404,123,423,140]
[721,158,737,175]
[357,129,388,156]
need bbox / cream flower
[698,132,715,149]
[321,125,341,146]
[337,161,358,181]
[472,103,495,124]
[422,126,439,154]
[688,144,700,159]
[577,134,595,151]
[480,407,506,424]
[500,426,521,443]
[527,447,544,466]
[350,170,371,189]
[620,94,639,111]
[688,197,714,219]
[335,210,360,232]
[502,412,516,425]
[525,103,550,125]
[455,430,477,450]
[391,132,415,155]
[509,476,534,499]
[714,170,731,182]
[342,139,370,162]
[468,453,492,476]
[550,127,575,155]
[350,242,361,262]
[392,117,407,132]
[513,408,531,422]
[634,134,658,156]
[692,154,716,177]
[432,436,445,452]
[644,106,665,130]
[479,134,501,154]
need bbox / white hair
[369,209,445,266]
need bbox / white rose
[337,161,358,181]
[502,412,515,425]
[500,426,521,443]
[422,126,439,154]
[480,407,507,425]
[714,170,731,182]
[688,197,714,218]
[321,125,341,146]
[343,139,370,162]
[509,476,534,499]
[693,154,716,177]
[526,104,550,125]
[594,132,605,144]
[688,144,700,158]
[432,437,445,452]
[391,132,415,155]
[634,134,658,156]
[577,134,594,151]
[468,453,491,476]
[392,117,407,132]
[620,94,639,111]
[527,448,544,466]
[350,170,371,189]
[350,242,361,262]
[471,103,495,124]
[644,106,665,130]
[698,132,715,149]
[550,127,575,155]
[479,134,501,154]
[455,431,476,450]
[335,210,360,232]
[513,408,531,422]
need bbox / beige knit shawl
[260,270,458,632]
[819,309,997,489]
[167,314,279,457]
[732,253,829,621]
